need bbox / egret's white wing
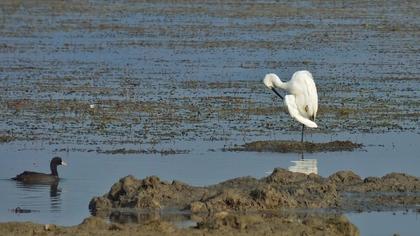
[302,71,318,120]
[284,95,318,128]
[291,70,318,120]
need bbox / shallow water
[0,0,419,234]
[346,211,420,236]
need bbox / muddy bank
[89,168,420,215]
[225,140,363,153]
[0,213,359,236]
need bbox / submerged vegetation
[0,0,418,153]
[0,78,418,152]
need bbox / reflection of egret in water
[15,181,62,213]
[288,153,318,175]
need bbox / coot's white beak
[61,161,67,166]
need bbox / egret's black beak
[271,88,283,100]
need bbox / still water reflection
[101,209,196,228]
[288,153,318,175]
[288,159,318,175]
[14,181,62,213]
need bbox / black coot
[12,157,67,183]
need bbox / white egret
[263,70,318,143]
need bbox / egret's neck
[273,77,288,90]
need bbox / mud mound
[89,168,420,216]
[330,172,420,192]
[89,169,341,214]
[336,172,420,210]
[195,212,359,236]
[226,140,363,153]
[0,213,360,236]
[90,175,208,211]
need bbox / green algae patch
[226,140,363,153]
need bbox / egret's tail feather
[285,95,318,128]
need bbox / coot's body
[12,157,67,183]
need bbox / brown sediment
[0,213,360,236]
[225,140,363,153]
[89,169,420,215]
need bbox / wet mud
[0,213,359,236]
[225,140,363,153]
[89,169,420,214]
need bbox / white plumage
[263,70,319,142]
[284,95,317,128]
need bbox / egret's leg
[301,124,305,143]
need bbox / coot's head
[50,157,66,177]
[51,157,67,166]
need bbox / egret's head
[263,73,280,89]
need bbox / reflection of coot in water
[49,182,60,198]
[15,181,63,213]
[48,182,62,211]
[11,157,67,184]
